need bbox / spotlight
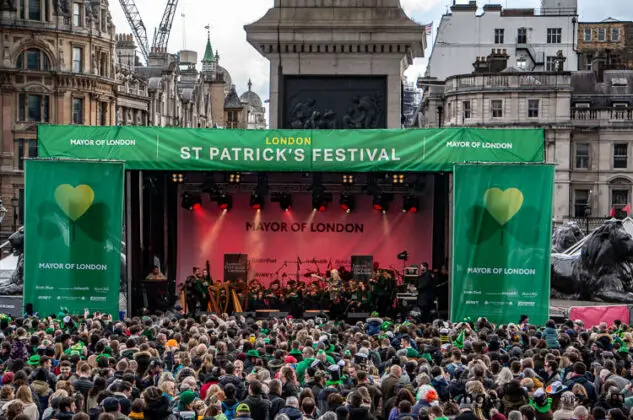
[340,194,356,214]
[181,192,202,211]
[342,174,355,185]
[228,173,241,184]
[250,191,264,210]
[402,195,419,213]
[392,174,405,184]
[279,194,292,212]
[271,192,292,211]
[373,193,393,213]
[312,189,333,212]
[397,251,409,261]
[171,173,184,183]
[217,193,232,211]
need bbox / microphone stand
[273,262,287,283]
[296,256,301,288]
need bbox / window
[29,0,41,21]
[494,29,504,44]
[574,189,590,217]
[516,56,528,70]
[517,27,527,44]
[575,143,589,169]
[585,53,593,70]
[614,143,628,169]
[583,28,592,42]
[463,100,471,120]
[18,188,24,226]
[546,56,557,71]
[598,28,606,42]
[528,99,539,118]
[100,9,107,32]
[612,189,629,210]
[547,28,562,44]
[227,110,238,128]
[73,2,81,26]
[72,97,84,124]
[547,28,563,44]
[17,93,49,122]
[99,102,108,126]
[16,49,50,71]
[612,28,620,42]
[491,100,503,118]
[15,139,37,170]
[72,47,82,73]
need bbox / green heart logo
[483,187,524,226]
[54,184,95,221]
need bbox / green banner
[24,160,125,316]
[38,126,544,172]
[451,164,554,325]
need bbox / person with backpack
[222,384,240,420]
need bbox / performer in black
[416,262,436,321]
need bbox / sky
[110,0,633,119]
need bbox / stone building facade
[427,0,578,81]
[577,19,633,71]
[0,0,117,235]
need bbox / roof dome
[217,65,232,89]
[240,79,263,107]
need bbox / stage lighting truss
[392,173,406,184]
[181,192,202,211]
[342,174,355,185]
[402,195,419,213]
[171,173,184,183]
[250,191,264,210]
[340,193,356,214]
[228,172,241,184]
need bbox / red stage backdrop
[177,192,433,286]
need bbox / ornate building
[114,30,265,130]
[0,0,117,236]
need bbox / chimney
[592,53,606,82]
[451,0,478,13]
[488,49,510,72]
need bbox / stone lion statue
[551,221,633,302]
[552,221,585,253]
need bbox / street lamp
[10,195,18,233]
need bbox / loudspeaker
[347,312,370,320]
[303,311,329,319]
[235,312,256,318]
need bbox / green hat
[381,321,393,331]
[289,349,302,356]
[27,355,40,366]
[236,404,250,414]
[371,311,379,317]
[263,338,271,344]
[45,328,54,335]
[246,350,260,358]
[405,348,420,358]
[260,328,270,335]
[179,390,196,407]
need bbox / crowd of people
[0,308,630,420]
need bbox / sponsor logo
[37,296,52,300]
[90,297,106,302]
[518,301,536,307]
[465,301,479,305]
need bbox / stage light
[392,174,405,184]
[342,174,354,185]
[340,194,355,214]
[312,189,333,211]
[181,193,202,211]
[250,191,264,210]
[228,173,241,184]
[171,173,184,183]
[373,193,392,213]
[217,194,232,211]
[279,194,292,212]
[402,195,419,213]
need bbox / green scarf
[529,398,552,413]
[326,380,342,386]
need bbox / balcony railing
[572,108,633,124]
[445,72,571,93]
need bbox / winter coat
[501,393,529,415]
[543,327,560,349]
[143,395,179,420]
[31,379,52,412]
[268,393,285,420]
[279,406,303,420]
[241,395,271,420]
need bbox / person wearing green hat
[177,389,198,413]
[235,403,254,420]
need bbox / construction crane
[118,0,180,64]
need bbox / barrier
[568,305,630,328]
